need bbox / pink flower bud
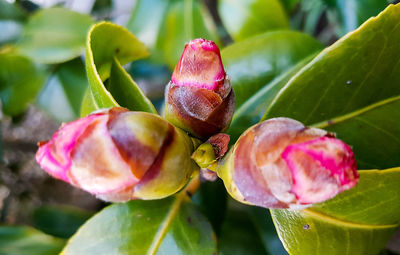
[165,38,235,140]
[36,108,197,202]
[217,118,359,209]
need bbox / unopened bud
[165,38,235,140]
[217,118,359,209]
[36,107,197,202]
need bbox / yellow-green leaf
[82,22,156,116]
[271,168,400,255]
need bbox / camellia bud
[217,118,359,209]
[36,107,197,202]
[165,38,235,140]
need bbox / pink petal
[282,136,359,204]
[171,38,225,91]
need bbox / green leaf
[38,58,88,122]
[222,31,323,108]
[218,0,289,41]
[107,58,156,113]
[263,4,400,169]
[0,0,26,21]
[0,226,65,255]
[82,22,156,116]
[33,204,93,239]
[271,168,400,255]
[326,0,389,35]
[126,0,219,69]
[0,0,26,44]
[248,207,288,255]
[228,53,318,141]
[192,179,227,235]
[219,205,268,255]
[62,196,217,255]
[0,53,45,116]
[16,7,93,64]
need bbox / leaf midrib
[310,95,400,128]
[302,208,398,229]
[146,194,185,255]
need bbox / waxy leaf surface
[0,226,65,255]
[218,0,289,41]
[62,196,216,255]
[81,22,156,116]
[271,168,400,255]
[221,31,323,107]
[0,53,45,116]
[16,8,93,64]
[264,4,400,169]
[38,58,87,121]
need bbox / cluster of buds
[217,118,359,209]
[164,38,235,140]
[36,38,359,207]
[36,108,196,202]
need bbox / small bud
[165,38,235,140]
[36,107,197,202]
[217,118,359,209]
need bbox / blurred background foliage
[0,0,399,254]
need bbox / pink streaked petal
[282,136,359,204]
[171,38,225,91]
[35,113,104,182]
[69,115,139,195]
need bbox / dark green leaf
[16,7,93,64]
[263,4,400,169]
[82,22,156,116]
[38,58,88,122]
[0,0,26,21]
[107,58,156,113]
[62,196,217,255]
[0,53,45,116]
[192,179,227,235]
[326,0,389,35]
[228,53,318,141]
[0,0,26,44]
[33,204,93,239]
[219,205,268,255]
[218,0,289,41]
[271,168,400,255]
[248,207,288,255]
[0,226,65,255]
[127,0,219,69]
[222,30,323,107]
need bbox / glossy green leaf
[16,8,93,64]
[263,4,400,169]
[38,58,88,122]
[62,196,216,255]
[271,168,400,255]
[228,53,318,141]
[0,0,26,44]
[219,205,268,255]
[0,53,45,116]
[82,22,156,116]
[127,0,219,69]
[0,0,26,21]
[221,31,323,107]
[107,58,156,113]
[33,204,93,239]
[325,0,389,35]
[218,0,289,41]
[0,226,65,255]
[192,179,227,235]
[248,207,288,255]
